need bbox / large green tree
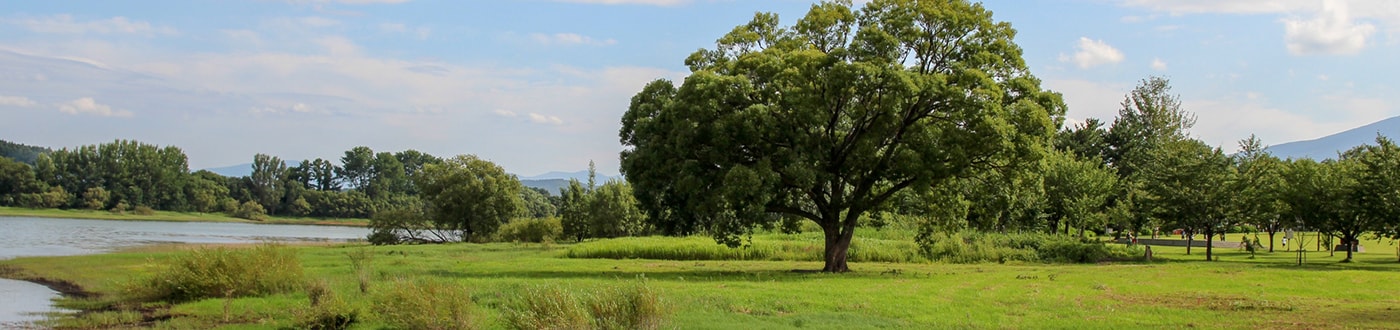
[619,0,1063,272]
[414,155,525,242]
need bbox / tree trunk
[1204,227,1214,261]
[1343,234,1355,262]
[1186,229,1193,255]
[1267,231,1275,252]
[822,229,852,272]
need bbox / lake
[0,216,369,326]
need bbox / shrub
[232,201,268,221]
[504,286,591,330]
[294,280,358,330]
[495,217,563,243]
[128,244,304,302]
[372,279,481,330]
[83,187,110,210]
[133,205,156,216]
[109,201,130,215]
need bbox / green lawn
[0,206,368,226]
[2,235,1397,329]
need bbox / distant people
[1282,237,1288,250]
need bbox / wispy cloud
[530,33,617,46]
[0,95,37,107]
[57,97,132,117]
[1151,58,1168,71]
[4,14,176,36]
[550,0,689,6]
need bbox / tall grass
[566,235,924,263]
[127,244,303,302]
[919,231,1143,263]
[504,281,669,330]
[371,278,482,330]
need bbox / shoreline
[0,207,368,227]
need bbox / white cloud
[494,109,517,117]
[1059,37,1125,69]
[551,0,689,5]
[0,95,37,107]
[1283,0,1375,55]
[528,113,565,125]
[57,97,132,117]
[4,15,176,36]
[1124,0,1400,52]
[314,36,360,56]
[530,33,617,46]
[1150,58,1168,71]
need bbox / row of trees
[617,0,1400,271]
[0,138,652,246]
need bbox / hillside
[1266,116,1400,160]
[0,140,50,165]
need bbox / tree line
[615,1,1400,271]
[0,139,650,245]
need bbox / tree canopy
[619,0,1064,272]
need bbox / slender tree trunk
[1267,230,1276,252]
[1344,233,1355,262]
[1186,229,1193,255]
[1205,227,1214,261]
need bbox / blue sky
[1,0,1396,176]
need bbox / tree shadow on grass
[420,264,937,282]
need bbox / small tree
[1144,139,1234,261]
[414,155,525,242]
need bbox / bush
[129,244,303,303]
[232,200,268,221]
[83,187,110,210]
[372,279,481,330]
[109,201,130,215]
[294,280,358,330]
[495,217,563,243]
[133,205,156,216]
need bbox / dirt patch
[1106,292,1295,312]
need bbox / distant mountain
[1266,116,1400,160]
[520,170,617,182]
[520,179,570,196]
[203,163,252,177]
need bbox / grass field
[1,232,1397,329]
[0,206,368,226]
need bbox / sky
[1,0,1397,176]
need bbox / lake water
[0,216,369,326]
